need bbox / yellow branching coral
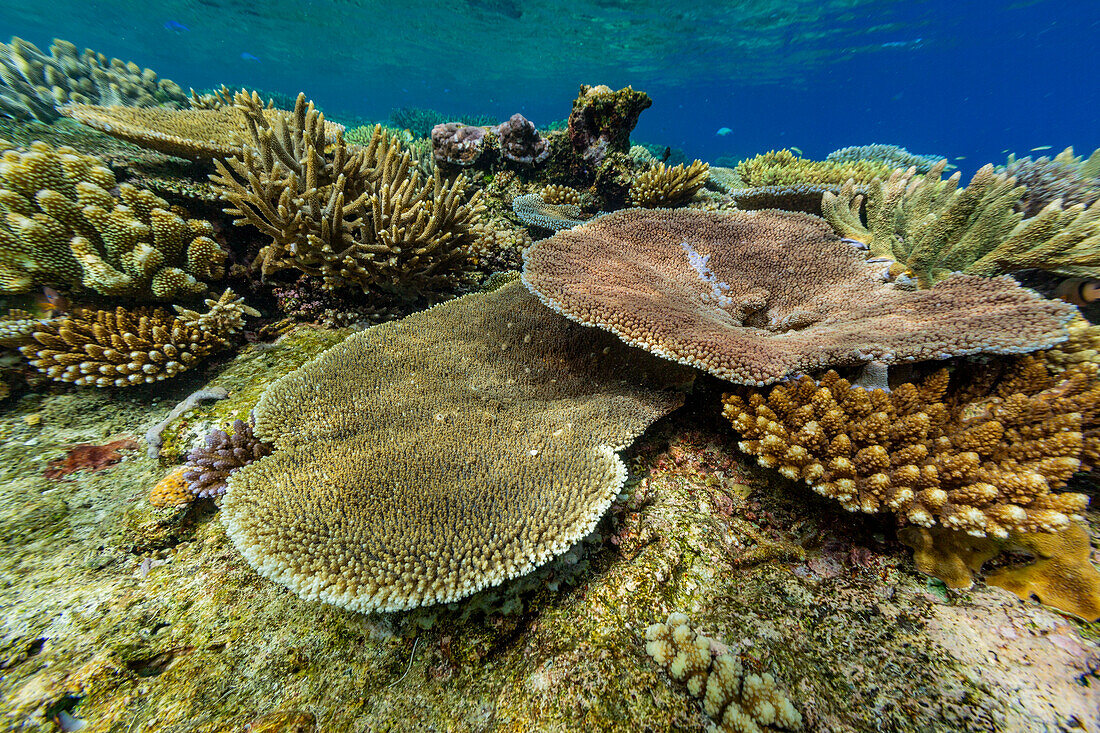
[722,356,1097,538]
[21,289,258,387]
[0,309,44,346]
[822,162,1100,286]
[736,149,892,188]
[0,141,226,299]
[540,183,582,206]
[211,92,482,296]
[629,160,710,207]
[645,612,802,733]
[221,280,692,613]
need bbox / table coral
[511,192,588,231]
[521,208,1075,386]
[0,140,226,299]
[725,183,867,217]
[221,280,693,613]
[0,37,186,122]
[20,289,258,387]
[722,355,1097,537]
[826,144,945,174]
[212,91,482,297]
[645,612,802,733]
[629,160,710,208]
[736,149,892,188]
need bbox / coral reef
[212,92,483,296]
[1002,153,1100,218]
[628,160,710,208]
[540,184,582,206]
[521,208,1075,385]
[898,526,999,589]
[431,122,486,166]
[0,37,186,122]
[722,356,1096,537]
[389,106,496,137]
[148,465,193,508]
[1043,315,1100,372]
[0,141,226,298]
[726,183,866,216]
[645,612,802,732]
[222,280,692,613]
[567,84,652,168]
[826,144,944,174]
[822,162,1100,285]
[511,192,588,231]
[495,113,549,165]
[20,289,258,387]
[44,438,139,479]
[182,415,271,498]
[0,308,43,346]
[705,165,744,193]
[60,97,344,160]
[736,149,892,187]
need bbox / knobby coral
[736,149,892,188]
[221,280,692,613]
[645,612,802,733]
[0,141,226,298]
[0,37,186,122]
[212,91,483,296]
[21,289,258,387]
[521,208,1075,386]
[629,160,710,208]
[183,415,272,498]
[821,162,1100,286]
[722,355,1096,537]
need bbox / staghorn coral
[736,149,892,188]
[221,279,692,613]
[149,466,193,508]
[567,84,652,168]
[494,113,548,165]
[521,208,1075,386]
[1002,154,1100,218]
[0,37,186,122]
[645,612,802,733]
[822,162,1100,286]
[0,308,44,346]
[0,141,226,298]
[511,192,588,231]
[629,160,710,208]
[60,97,344,160]
[21,289,258,387]
[183,415,271,499]
[212,92,482,296]
[826,144,944,174]
[722,355,1097,537]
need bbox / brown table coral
[521,208,1075,386]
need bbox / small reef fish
[790,146,803,156]
[1030,146,1053,151]
[240,52,261,63]
[35,286,68,317]
[954,156,966,161]
[163,20,189,32]
[715,127,732,136]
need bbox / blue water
[2,0,1098,173]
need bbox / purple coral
[431,122,486,166]
[495,113,549,165]
[183,415,272,498]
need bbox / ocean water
[2,0,1098,170]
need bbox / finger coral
[722,356,1097,537]
[0,141,226,298]
[212,92,482,296]
[221,280,692,613]
[0,37,186,122]
[183,415,271,498]
[821,162,1100,286]
[521,208,1075,386]
[629,160,710,208]
[645,612,802,733]
[736,149,892,188]
[21,289,258,387]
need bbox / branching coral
[826,144,944,174]
[629,160,710,207]
[221,280,692,613]
[821,162,1100,286]
[0,141,226,298]
[722,355,1096,537]
[1002,154,1100,218]
[736,149,892,188]
[0,37,186,122]
[21,289,258,387]
[183,415,271,498]
[521,208,1075,386]
[645,612,802,733]
[211,91,483,296]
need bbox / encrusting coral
[645,612,802,733]
[722,183,865,216]
[722,355,1096,538]
[521,208,1075,386]
[212,91,483,296]
[183,415,271,498]
[736,149,892,188]
[0,37,186,122]
[149,466,193,508]
[0,141,226,299]
[826,144,944,174]
[20,289,259,387]
[629,160,710,208]
[221,279,693,613]
[821,161,1100,286]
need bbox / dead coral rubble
[722,356,1096,538]
[521,208,1075,386]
